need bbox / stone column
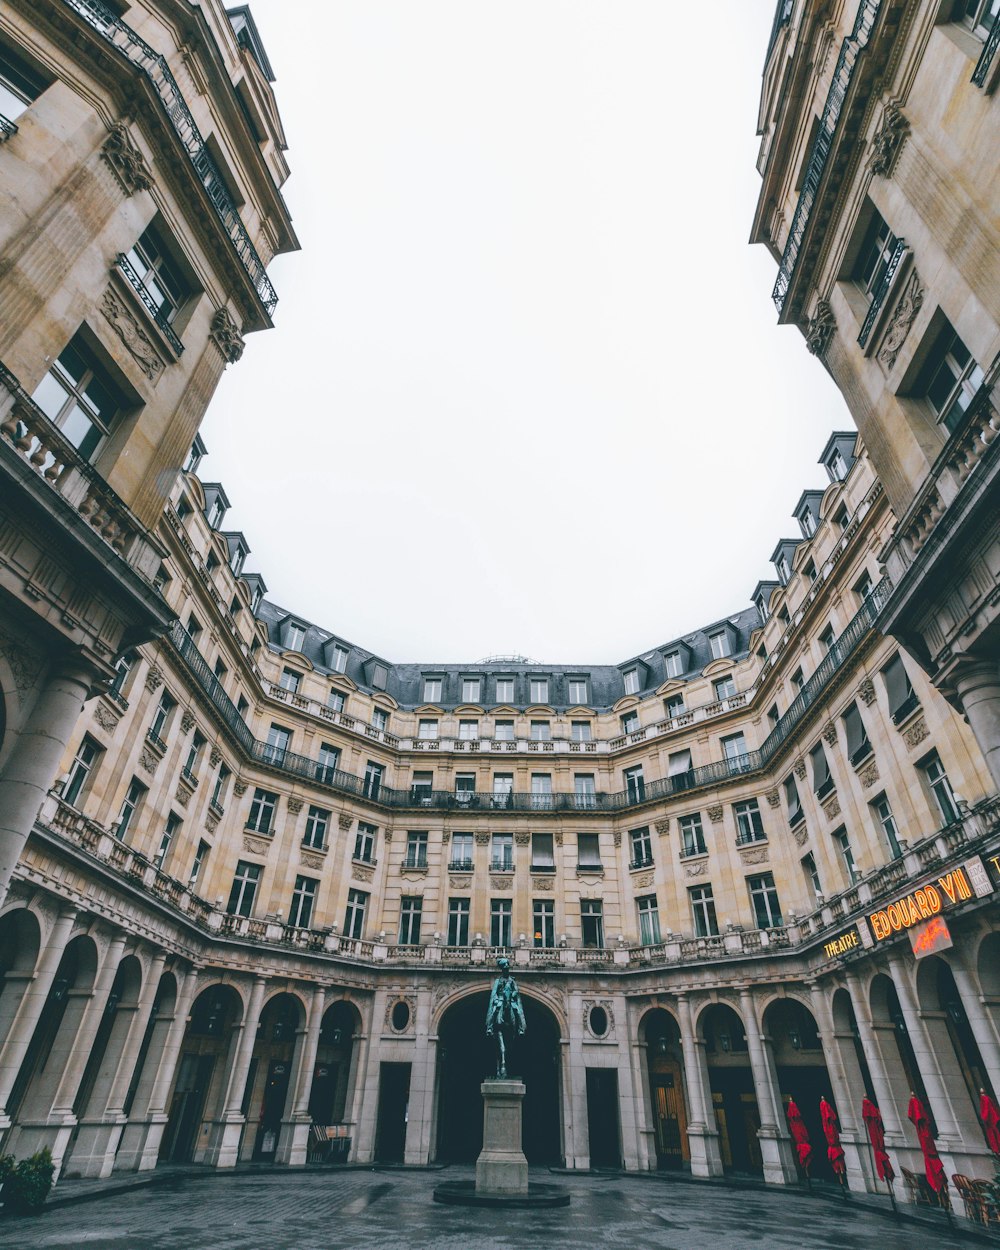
[276,985,323,1165]
[404,990,435,1165]
[954,661,1000,792]
[207,976,266,1168]
[0,904,78,1127]
[0,661,94,901]
[352,991,385,1164]
[678,994,723,1177]
[809,982,870,1192]
[739,988,797,1184]
[845,972,907,1146]
[115,965,199,1172]
[950,946,1000,1094]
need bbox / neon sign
[867,867,973,942]
[909,915,953,959]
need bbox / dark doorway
[309,1062,339,1124]
[436,991,562,1165]
[375,1062,410,1163]
[586,1069,621,1169]
[161,1053,214,1162]
[254,1058,292,1159]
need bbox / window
[530,720,551,742]
[363,761,383,799]
[462,678,481,703]
[568,679,588,704]
[747,872,783,929]
[530,773,553,810]
[354,821,377,863]
[123,224,190,324]
[189,839,210,888]
[531,832,554,871]
[491,832,513,872]
[182,731,205,780]
[108,650,135,701]
[331,645,349,674]
[423,677,442,702]
[264,723,290,765]
[679,813,706,857]
[454,772,476,800]
[227,861,261,916]
[767,703,780,730]
[802,851,822,900]
[963,0,1000,38]
[871,793,903,858]
[882,653,919,723]
[490,898,512,948]
[791,667,805,693]
[624,765,645,803]
[148,691,176,744]
[854,571,873,603]
[924,322,985,434]
[734,799,765,844]
[410,771,433,803]
[344,889,368,939]
[448,898,470,946]
[690,885,718,937]
[708,630,731,659]
[304,805,330,850]
[800,508,817,537]
[398,896,423,944]
[853,208,899,301]
[247,787,277,834]
[404,830,429,868]
[372,707,389,732]
[834,827,859,883]
[803,559,817,583]
[288,876,318,929]
[665,694,685,719]
[154,812,181,869]
[495,719,515,741]
[495,678,514,703]
[31,333,126,460]
[285,623,306,651]
[713,675,736,702]
[778,605,791,626]
[237,695,249,717]
[620,710,640,735]
[0,44,46,120]
[116,778,146,840]
[533,899,555,947]
[664,650,684,678]
[64,736,101,807]
[186,614,202,641]
[458,719,478,740]
[529,678,548,703]
[449,832,473,870]
[577,832,602,870]
[637,895,661,946]
[211,763,231,811]
[623,669,640,695]
[920,751,960,825]
[776,554,791,584]
[829,449,850,481]
[819,625,836,653]
[214,657,228,682]
[571,720,592,742]
[316,743,340,784]
[630,826,652,868]
[492,773,514,808]
[574,774,596,810]
[842,702,871,765]
[370,664,388,691]
[783,774,804,826]
[581,899,604,947]
[834,504,851,531]
[418,719,439,740]
[721,732,749,772]
[327,688,346,713]
[810,742,834,799]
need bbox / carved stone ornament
[533,875,554,890]
[180,710,196,734]
[793,759,807,781]
[0,642,44,708]
[765,789,780,809]
[635,872,654,889]
[286,796,304,814]
[204,809,220,834]
[93,703,119,732]
[144,666,163,693]
[233,779,248,797]
[859,759,881,789]
[209,307,245,365]
[209,747,222,768]
[805,300,836,358]
[448,875,472,889]
[655,818,670,836]
[242,834,270,855]
[301,851,325,871]
[474,832,490,845]
[514,832,531,845]
[338,813,353,831]
[792,825,809,848]
[822,721,838,747]
[822,793,842,821]
[706,804,724,824]
[139,746,159,775]
[903,717,930,750]
[174,783,190,808]
[876,270,924,371]
[613,831,622,847]
[554,832,564,847]
[385,995,416,1033]
[740,847,770,865]
[685,861,708,878]
[490,876,514,890]
[101,122,153,195]
[583,1000,615,1038]
[100,287,164,382]
[353,864,375,883]
[867,103,910,177]
[858,677,877,707]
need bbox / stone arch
[696,1000,760,1174]
[0,907,42,1060]
[915,953,990,1135]
[869,970,931,1132]
[244,991,306,1162]
[762,996,837,1180]
[309,999,364,1131]
[432,980,567,1039]
[637,1006,688,1170]
[830,986,876,1104]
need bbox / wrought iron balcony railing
[857,238,907,347]
[115,254,184,355]
[63,0,278,315]
[973,11,1000,87]
[0,113,17,142]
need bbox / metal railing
[973,11,1000,86]
[772,0,883,313]
[0,113,17,142]
[63,0,278,315]
[115,254,184,354]
[857,238,907,347]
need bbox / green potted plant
[5,1148,55,1214]
[0,1153,15,1207]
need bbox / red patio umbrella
[907,1092,948,1207]
[980,1089,1000,1157]
[861,1097,895,1185]
[786,1098,812,1178]
[820,1097,846,1186]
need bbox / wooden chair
[307,1123,331,1163]
[953,1173,984,1223]
[901,1166,935,1206]
[970,1179,1000,1228]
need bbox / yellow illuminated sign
[868,867,973,942]
[823,928,861,960]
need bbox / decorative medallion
[822,793,842,821]
[514,831,530,845]
[532,876,554,890]
[490,875,514,890]
[805,300,836,358]
[209,747,222,768]
[242,834,270,855]
[739,847,770,865]
[474,832,490,845]
[867,103,910,177]
[765,789,780,809]
[635,872,654,889]
[139,747,158,775]
[706,805,724,824]
[655,818,670,836]
[93,703,119,732]
[859,759,881,789]
[233,779,248,797]
[793,759,807,780]
[180,709,196,734]
[338,813,353,831]
[857,677,877,707]
[822,721,838,747]
[286,796,304,814]
[684,861,708,878]
[876,270,924,371]
[204,810,220,834]
[353,864,375,883]
[902,717,929,749]
[144,666,163,693]
[448,875,472,890]
[582,999,615,1039]
[100,287,164,381]
[209,307,245,364]
[385,995,416,1033]
[301,851,325,871]
[793,825,809,848]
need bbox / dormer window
[800,509,816,537]
[461,678,481,703]
[286,623,305,651]
[332,645,348,674]
[371,663,388,691]
[623,668,640,695]
[568,679,588,705]
[423,677,442,702]
[206,499,225,528]
[664,651,684,678]
[183,434,206,475]
[829,450,848,481]
[708,630,731,660]
[529,678,548,704]
[776,555,791,584]
[231,547,245,576]
[251,585,263,612]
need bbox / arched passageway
[435,992,562,1165]
[639,1007,688,1170]
[309,1000,361,1127]
[700,1002,760,1175]
[243,992,305,1161]
[763,998,837,1181]
[916,955,992,1142]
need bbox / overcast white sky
[202,0,851,665]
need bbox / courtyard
[2,1167,976,1250]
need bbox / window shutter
[810,743,831,794]
[883,654,914,717]
[668,749,693,776]
[784,774,802,823]
[843,703,867,759]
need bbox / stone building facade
[0,0,998,1208]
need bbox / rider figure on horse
[485,956,527,1079]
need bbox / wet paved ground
[3,1167,974,1250]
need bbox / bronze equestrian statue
[485,956,526,1079]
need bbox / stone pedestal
[476,1080,528,1195]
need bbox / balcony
[0,114,18,142]
[489,858,514,873]
[447,858,473,872]
[115,253,184,355]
